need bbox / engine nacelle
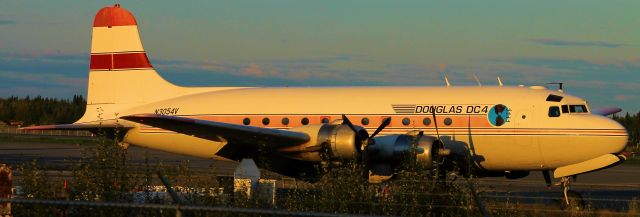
[368,134,439,169]
[279,123,365,162]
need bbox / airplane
[23,4,629,208]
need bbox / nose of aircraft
[598,115,629,153]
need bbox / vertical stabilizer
[78,4,227,123]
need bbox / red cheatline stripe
[90,53,152,70]
[93,5,137,27]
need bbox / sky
[1,1,639,112]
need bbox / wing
[120,114,310,148]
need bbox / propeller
[431,106,447,187]
[370,117,391,139]
[341,114,391,180]
[341,114,358,133]
[431,107,441,140]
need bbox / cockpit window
[546,94,563,102]
[548,106,561,117]
[561,104,588,114]
[569,105,588,113]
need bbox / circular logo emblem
[488,104,509,127]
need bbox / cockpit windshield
[570,105,588,113]
[561,104,588,114]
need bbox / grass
[5,132,640,216]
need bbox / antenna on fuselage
[439,63,451,87]
[497,76,504,86]
[444,75,451,87]
[473,74,482,86]
[547,82,564,92]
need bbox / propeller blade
[341,114,358,132]
[431,106,441,139]
[370,117,391,138]
[415,131,424,142]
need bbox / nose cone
[597,115,629,153]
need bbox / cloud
[615,94,636,101]
[0,51,88,77]
[155,55,458,87]
[0,52,89,98]
[240,63,281,77]
[529,38,626,48]
[490,57,640,75]
[2,50,638,111]
[0,20,15,25]
[486,56,640,111]
[0,70,86,88]
[155,54,384,84]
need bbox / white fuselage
[113,85,628,172]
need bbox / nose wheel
[558,176,585,210]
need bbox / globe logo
[488,104,509,127]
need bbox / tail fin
[78,4,207,123]
[23,4,241,129]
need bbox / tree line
[0,95,85,126]
[613,112,640,147]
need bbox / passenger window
[548,106,561,117]
[422,117,431,126]
[402,117,411,126]
[361,118,370,126]
[444,117,453,126]
[321,117,330,124]
[562,105,569,113]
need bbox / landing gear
[558,177,585,210]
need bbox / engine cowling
[278,123,366,162]
[368,134,440,170]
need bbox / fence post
[466,178,490,217]
[157,172,183,217]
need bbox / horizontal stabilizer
[121,114,310,148]
[20,123,128,131]
[553,153,626,178]
[593,107,622,116]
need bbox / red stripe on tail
[90,53,152,70]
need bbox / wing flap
[121,114,310,148]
